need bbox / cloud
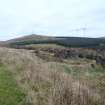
[0,0,105,40]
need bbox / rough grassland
[0,47,105,105]
[0,64,25,105]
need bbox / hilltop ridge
[1,34,105,48]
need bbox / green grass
[63,64,105,77]
[0,64,26,105]
[63,65,82,76]
[26,44,65,49]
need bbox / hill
[1,34,105,48]
[6,34,55,43]
[0,35,105,105]
[0,47,105,105]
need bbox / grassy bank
[0,64,25,105]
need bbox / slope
[0,64,26,105]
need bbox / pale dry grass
[25,44,65,49]
[0,47,104,105]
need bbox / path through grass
[0,64,26,105]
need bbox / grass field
[25,44,65,49]
[0,47,105,105]
[0,64,26,105]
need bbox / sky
[0,0,105,40]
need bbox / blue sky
[0,0,105,40]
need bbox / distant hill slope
[1,34,105,48]
[6,34,54,43]
[0,41,7,47]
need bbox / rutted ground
[0,47,105,105]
